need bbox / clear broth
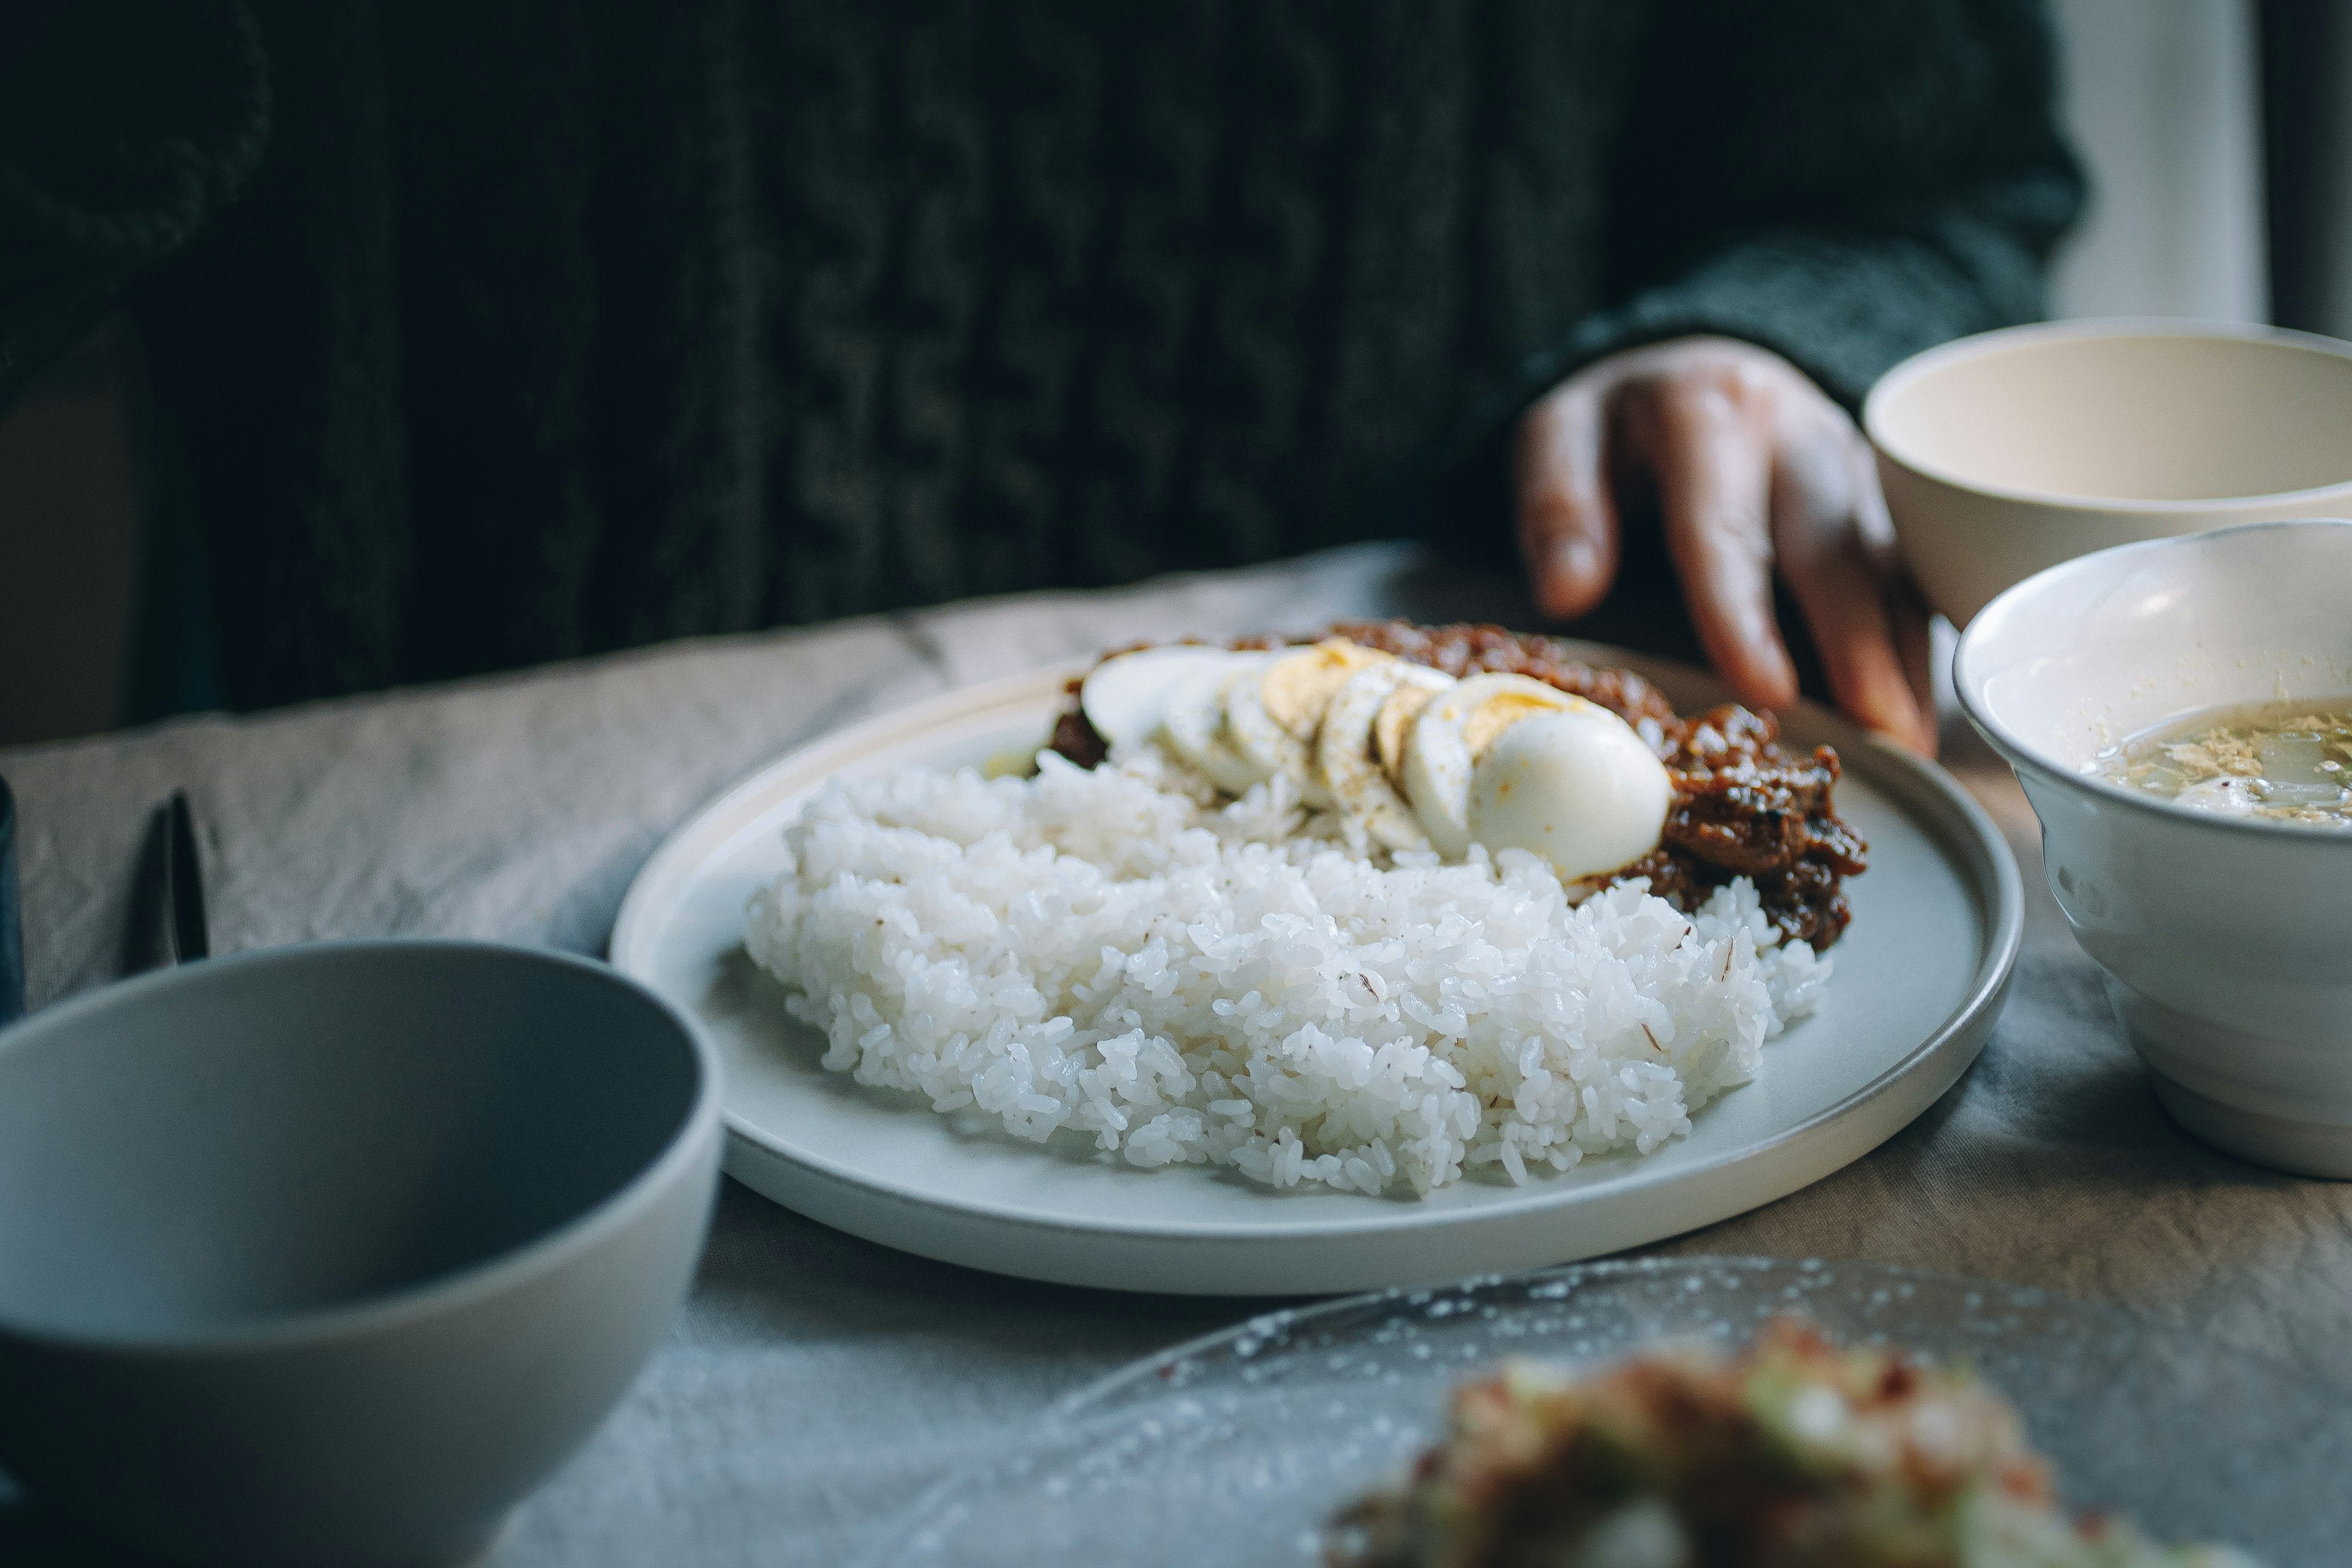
[2087,698,2352,828]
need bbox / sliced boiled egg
[1468,706,1673,880]
[1225,639,1394,807]
[1079,645,1243,756]
[1161,652,1276,796]
[1403,673,1589,858]
[1316,662,1450,850]
[1261,639,1395,736]
[1373,673,1448,788]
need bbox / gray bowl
[0,941,723,1568]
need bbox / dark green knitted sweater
[0,0,2079,711]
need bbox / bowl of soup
[1866,320,2352,625]
[1955,519,2352,1177]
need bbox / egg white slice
[1468,706,1673,880]
[1226,639,1393,809]
[1260,639,1394,736]
[1223,673,1317,804]
[1080,645,1240,756]
[1319,663,1449,851]
[1402,673,1590,858]
[1374,673,1450,788]
[1163,652,1275,796]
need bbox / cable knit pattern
[2,0,2080,709]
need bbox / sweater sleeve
[1574,0,2082,410]
[1558,178,2083,413]
[0,0,267,413]
[1428,0,2082,527]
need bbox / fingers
[1629,375,1800,711]
[1769,425,1935,753]
[1513,380,1618,619]
[1889,573,1937,756]
[1521,337,1940,750]
[1852,445,1939,750]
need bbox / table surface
[6,543,2348,1567]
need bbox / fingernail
[1872,696,1933,755]
[1872,718,1935,756]
[1870,669,1933,754]
[1746,616,1797,693]
[1554,537,1597,586]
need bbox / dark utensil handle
[168,791,208,962]
[0,777,21,1025]
[124,790,208,974]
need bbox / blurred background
[1,0,2347,749]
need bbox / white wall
[2046,0,2270,323]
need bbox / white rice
[745,748,1828,1197]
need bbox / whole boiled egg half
[1402,672,1672,879]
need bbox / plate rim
[611,650,2023,1264]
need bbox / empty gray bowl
[0,941,723,1568]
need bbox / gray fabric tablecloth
[5,543,2349,1566]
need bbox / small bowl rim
[0,938,722,1357]
[1864,318,2352,516]
[1954,516,2352,843]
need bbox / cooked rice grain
[746,752,1827,1196]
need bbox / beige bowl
[1864,320,2352,625]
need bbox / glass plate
[869,1257,2350,1567]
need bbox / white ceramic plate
[865,1258,2349,1567]
[610,652,2021,1295]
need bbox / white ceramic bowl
[0,941,724,1567]
[1866,320,2352,625]
[1955,520,2352,1177]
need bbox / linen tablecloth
[6,543,2348,1566]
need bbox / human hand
[1515,336,1934,753]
